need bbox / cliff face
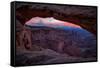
[16,23,97,65]
[30,26,96,57]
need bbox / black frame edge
[10,1,16,67]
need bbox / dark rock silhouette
[16,4,97,35]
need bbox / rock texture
[15,3,97,66]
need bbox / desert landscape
[15,2,97,66]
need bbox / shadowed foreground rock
[16,19,96,66]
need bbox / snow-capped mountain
[25,17,81,29]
